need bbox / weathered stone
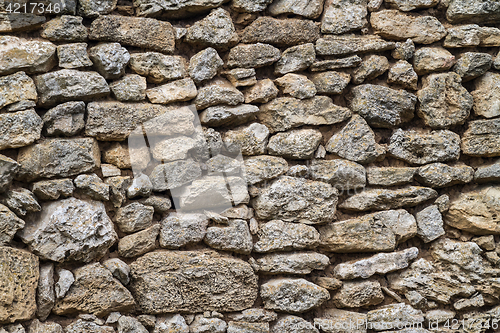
[475,160,500,183]
[388,60,418,90]
[223,68,256,87]
[268,129,321,160]
[79,0,117,17]
[371,10,446,44]
[256,252,329,275]
[53,263,135,316]
[195,79,244,110]
[271,315,318,333]
[118,224,160,258]
[65,319,114,333]
[310,159,366,191]
[392,39,415,60]
[0,110,42,150]
[453,52,492,81]
[321,0,368,34]
[89,43,130,80]
[115,202,154,234]
[29,320,63,333]
[367,303,424,330]
[314,309,367,333]
[310,71,350,95]
[229,308,277,322]
[310,55,362,71]
[242,17,320,46]
[274,43,315,75]
[185,8,238,48]
[223,123,269,156]
[0,13,45,32]
[274,74,316,100]
[32,179,74,200]
[326,114,385,164]
[244,79,279,104]
[147,78,198,104]
[103,258,130,285]
[150,160,202,192]
[388,129,461,165]
[415,163,474,187]
[334,247,418,279]
[472,72,500,118]
[36,263,55,321]
[130,250,258,313]
[151,136,197,162]
[110,74,147,102]
[55,269,74,299]
[231,0,272,12]
[444,25,500,48]
[0,247,39,324]
[413,47,455,75]
[118,316,148,333]
[430,238,485,274]
[446,0,500,24]
[385,0,438,11]
[3,188,41,216]
[200,104,259,128]
[415,205,445,243]
[90,16,175,53]
[243,156,288,185]
[315,35,396,56]
[129,52,187,84]
[43,101,85,137]
[0,36,56,75]
[57,43,92,69]
[106,176,131,208]
[267,0,323,18]
[205,219,253,254]
[350,84,416,128]
[454,294,484,311]
[0,155,18,193]
[73,173,109,201]
[2,100,36,113]
[254,220,319,253]
[0,71,37,110]
[189,47,223,83]
[354,56,389,86]
[0,204,24,245]
[154,314,189,333]
[445,186,500,234]
[332,280,384,308]
[227,322,268,333]
[261,278,329,313]
[190,315,227,333]
[126,174,152,199]
[102,164,121,178]
[462,118,500,157]
[41,16,87,42]
[134,0,226,17]
[227,43,280,69]
[159,213,208,248]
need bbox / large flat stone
[242,17,320,46]
[0,36,56,75]
[462,118,500,157]
[134,0,227,17]
[316,35,395,56]
[446,0,500,24]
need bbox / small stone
[454,294,484,311]
[352,55,389,84]
[310,159,366,191]
[367,0,382,10]
[90,15,175,53]
[0,36,56,75]
[242,17,320,46]
[42,101,85,137]
[371,10,446,44]
[473,235,496,251]
[243,156,288,185]
[3,188,41,216]
[415,163,474,187]
[115,202,154,234]
[310,71,350,95]
[102,164,121,178]
[326,114,385,164]
[475,160,500,183]
[435,194,450,213]
[204,219,253,254]
[200,104,259,127]
[321,0,368,34]
[0,71,37,110]
[461,118,500,157]
[129,52,187,84]
[261,278,330,313]
[41,15,88,42]
[314,309,366,333]
[254,220,319,253]
[310,55,362,71]
[195,79,244,110]
[227,43,281,68]
[29,320,63,333]
[227,322,268,333]
[366,167,415,187]
[388,129,461,165]
[78,0,117,17]
[0,155,18,193]
[37,263,55,321]
[244,79,279,104]
[229,309,277,323]
[275,74,316,99]
[102,143,131,169]
[444,24,500,48]
[74,173,110,201]
[137,315,156,329]
[140,195,172,214]
[392,39,415,60]
[367,303,424,329]
[453,52,492,81]
[64,319,114,333]
[149,160,202,191]
[118,224,160,258]
[268,0,323,18]
[231,0,272,12]
[388,60,418,90]
[127,174,152,198]
[106,176,131,208]
[332,280,384,308]
[2,100,36,113]
[223,123,269,156]
[287,165,309,177]
[190,315,226,333]
[0,12,45,32]
[268,129,322,160]
[256,252,329,275]
[316,35,396,56]
[110,74,147,102]
[118,316,148,333]
[206,155,242,175]
[415,205,445,243]
[32,179,74,200]
[472,72,500,118]
[55,269,74,299]
[147,78,198,104]
[134,0,226,17]
[0,110,42,150]
[271,316,318,333]
[274,43,315,75]
[385,0,439,11]
[151,136,197,162]
[89,43,130,80]
[185,8,238,49]
[0,204,24,245]
[153,315,189,333]
[446,0,500,24]
[159,213,208,248]
[224,68,257,87]
[413,47,455,75]
[103,258,131,285]
[189,47,223,83]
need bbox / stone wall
[1,0,500,332]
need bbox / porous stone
[147,78,198,104]
[0,204,24,245]
[453,52,492,81]
[321,0,368,34]
[53,263,135,316]
[310,55,362,71]
[229,308,277,322]
[55,269,74,299]
[446,0,500,24]
[204,219,253,254]
[110,74,147,102]
[129,52,187,84]
[64,319,115,333]
[326,114,385,164]
[261,278,330,313]
[242,17,320,46]
[154,315,189,333]
[475,160,500,183]
[227,322,268,333]
[367,303,424,330]
[0,110,42,150]
[415,163,474,188]
[310,71,350,95]
[231,0,272,12]
[223,68,256,87]
[118,316,148,333]
[0,71,37,110]
[254,220,320,253]
[195,79,244,110]
[385,0,438,11]
[200,104,259,128]
[274,43,315,75]
[415,204,445,243]
[149,160,202,192]
[268,0,323,18]
[79,0,117,17]
[332,280,384,308]
[316,35,395,56]
[271,315,318,333]
[244,79,279,104]
[256,252,329,275]
[90,15,175,53]
[190,315,227,333]
[41,15,88,42]
[106,176,131,208]
[444,25,500,48]
[29,320,63,333]
[103,258,130,285]
[99,165,120,180]
[268,129,322,160]
[32,179,74,200]
[223,123,269,156]
[130,250,258,313]
[57,43,93,69]
[73,173,109,201]
[309,159,366,191]
[134,0,226,17]
[140,195,172,214]
[37,263,55,321]
[17,138,100,181]
[388,60,418,90]
[0,36,56,75]
[274,74,316,100]
[115,202,154,234]
[159,213,208,248]
[126,173,152,198]
[461,118,500,157]
[314,309,366,333]
[0,13,45,32]
[42,101,85,137]
[185,8,238,48]
[189,47,223,83]
[0,155,18,193]
[392,38,415,60]
[472,72,500,118]
[388,129,461,165]
[118,224,160,258]
[243,156,288,185]
[227,43,281,69]
[370,10,446,44]
[89,43,130,79]
[352,55,389,84]
[413,47,455,75]
[3,188,41,216]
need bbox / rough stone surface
[0,36,56,75]
[385,0,438,11]
[32,179,74,200]
[352,55,388,84]
[189,47,223,83]
[118,224,160,258]
[0,110,42,150]
[275,74,316,100]
[200,104,259,127]
[43,101,85,137]
[256,252,329,275]
[321,0,368,35]
[129,52,187,84]
[227,43,281,69]
[242,17,320,46]
[274,43,315,75]
[413,47,455,75]
[195,79,245,110]
[146,78,198,104]
[415,163,474,188]
[0,71,37,110]
[185,9,238,49]
[388,60,418,90]
[310,71,350,95]
[159,213,208,248]
[316,35,395,56]
[223,123,269,156]
[446,0,500,24]
[453,52,492,81]
[366,167,415,187]
[415,204,445,243]
[41,16,88,42]
[472,72,500,119]
[0,204,24,245]
[462,118,500,157]
[79,0,117,17]
[57,43,93,69]
[254,220,320,253]
[268,129,322,160]
[332,280,384,308]
[134,0,226,17]
[268,0,324,18]
[89,43,130,80]
[310,159,366,191]
[205,219,253,254]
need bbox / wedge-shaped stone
[256,252,330,275]
[321,0,368,34]
[242,17,320,46]
[316,35,395,56]
[415,163,474,188]
[332,280,384,308]
[0,109,42,150]
[0,12,45,32]
[254,220,319,253]
[475,160,500,183]
[462,118,500,157]
[129,250,258,313]
[310,159,366,191]
[0,36,56,75]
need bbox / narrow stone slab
[316,35,395,56]
[0,36,56,75]
[462,118,500,157]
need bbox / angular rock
[149,160,202,192]
[274,43,315,75]
[0,203,24,246]
[0,110,42,150]
[388,129,461,165]
[3,188,41,216]
[65,319,114,333]
[309,159,366,191]
[190,315,227,333]
[118,316,148,333]
[461,118,500,157]
[0,155,18,193]
[151,136,196,162]
[453,52,492,81]
[321,0,368,34]
[223,123,269,156]
[227,322,268,333]
[147,78,197,104]
[228,43,281,69]
[73,173,109,201]
[444,25,500,48]
[310,71,350,95]
[29,320,63,333]
[223,68,257,87]
[205,219,253,254]
[0,12,45,33]
[274,74,316,100]
[115,202,154,234]
[332,280,384,308]
[316,35,395,56]
[413,47,455,75]
[472,72,500,119]
[415,205,445,243]
[89,43,130,80]
[159,213,208,248]
[118,224,160,258]
[37,263,55,321]
[140,196,171,214]
[254,220,319,253]
[392,39,415,60]
[256,252,329,275]
[231,0,272,12]
[243,156,288,185]
[388,60,418,90]
[200,104,259,128]
[43,101,85,137]
[134,0,226,17]
[268,129,322,160]
[475,160,500,183]
[195,79,244,110]
[242,17,320,46]
[79,0,117,17]
[268,0,323,18]
[385,0,438,11]
[0,36,56,75]
[55,269,74,299]
[271,316,318,333]
[129,52,187,84]
[57,43,93,69]
[352,55,389,84]
[366,167,415,187]
[244,79,279,104]
[41,15,87,42]
[110,74,147,102]
[32,179,74,200]
[185,8,238,48]
[0,71,37,110]
[314,309,366,333]
[446,0,500,24]
[311,57,361,73]
[103,258,130,285]
[415,163,474,187]
[127,174,152,198]
[367,303,424,330]
[189,47,223,83]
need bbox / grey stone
[74,173,110,201]
[332,280,384,308]
[200,104,259,127]
[154,315,189,333]
[0,71,37,110]
[140,195,172,214]
[275,74,316,99]
[462,118,500,157]
[454,294,484,311]
[185,8,238,48]
[366,167,416,186]
[227,322,268,333]
[147,78,198,104]
[475,160,500,183]
[231,0,272,12]
[271,316,318,333]
[256,252,329,275]
[110,74,147,102]
[314,309,366,333]
[195,79,245,110]
[444,24,500,48]
[64,319,114,333]
[244,79,279,104]
[127,173,152,198]
[472,72,500,118]
[326,114,385,164]
[159,213,208,248]
[29,320,63,333]
[367,303,424,331]
[118,316,148,333]
[321,0,368,34]
[388,129,461,165]
[0,110,42,150]
[385,0,439,11]
[227,43,281,68]
[150,160,202,191]
[446,0,500,24]
[243,156,288,185]
[310,159,366,191]
[106,176,131,208]
[43,101,85,137]
[189,47,223,83]
[310,55,362,71]
[413,47,455,75]
[103,258,130,285]
[134,0,226,17]
[268,129,322,159]
[352,55,389,84]
[32,179,74,200]
[206,155,242,174]
[118,224,160,258]
[311,71,350,95]
[89,43,130,79]
[223,123,269,156]
[274,43,315,75]
[37,263,55,321]
[129,52,187,84]
[224,68,257,87]
[79,0,117,17]
[55,269,74,299]
[3,188,41,216]
[388,60,418,91]
[151,136,197,162]
[228,309,277,322]
[392,39,415,60]
[115,202,154,234]
[0,36,56,75]
[242,17,320,46]
[0,12,45,33]
[0,155,18,193]
[2,100,36,113]
[415,163,474,187]
[453,52,492,81]
[315,35,395,56]
[254,220,320,253]
[190,315,227,333]
[0,204,24,246]
[204,219,253,254]
[415,205,445,243]
[268,0,324,18]
[41,15,88,42]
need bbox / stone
[261,278,329,313]
[130,250,258,313]
[195,79,245,110]
[90,15,175,53]
[2,100,36,112]
[367,303,424,330]
[223,123,269,156]
[254,220,320,253]
[0,204,24,245]
[309,159,366,191]
[79,0,117,17]
[224,68,257,87]
[0,36,56,75]
[454,294,484,311]
[415,163,474,187]
[74,173,110,201]
[37,263,55,321]
[243,156,288,185]
[472,72,500,118]
[103,143,133,168]
[352,55,389,84]
[475,160,500,183]
[185,8,238,48]
[446,0,500,24]
[244,79,279,104]
[147,78,198,104]
[417,72,472,129]
[415,205,445,243]
[150,160,202,191]
[46,39,77,62]
[43,101,85,136]
[154,315,189,333]
[34,69,109,107]
[204,219,253,254]
[55,269,74,299]
[388,129,461,165]
[274,43,315,75]
[151,136,197,162]
[321,0,368,34]
[268,129,321,159]
[268,0,323,18]
[3,188,41,216]
[17,138,100,181]
[311,71,350,95]
[118,224,160,258]
[316,35,395,56]
[256,252,329,275]
[64,319,114,333]
[189,47,223,83]
[0,155,18,193]
[227,43,281,69]
[129,52,187,84]
[134,0,226,17]
[89,43,130,79]
[0,110,42,150]
[271,316,318,333]
[334,247,418,279]
[190,315,227,333]
[332,280,384,308]
[103,258,131,285]
[371,10,446,44]
[242,17,320,46]
[444,25,500,48]
[110,74,147,102]
[159,213,208,248]
[275,74,316,99]
[453,52,492,81]
[0,13,45,32]
[388,60,418,90]
[314,309,367,333]
[118,316,148,333]
[232,0,272,12]
[350,84,416,128]
[425,310,456,325]
[115,202,154,234]
[0,71,37,110]
[53,263,135,316]
[473,235,495,251]
[127,174,152,198]
[385,0,439,11]
[29,320,63,333]
[462,118,500,157]
[228,309,277,322]
[0,247,39,324]
[445,186,500,235]
[41,15,88,42]
[200,104,259,127]
[413,47,455,75]
[392,39,415,60]
[106,176,132,208]
[227,322,268,333]
[326,114,385,164]
[32,179,74,200]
